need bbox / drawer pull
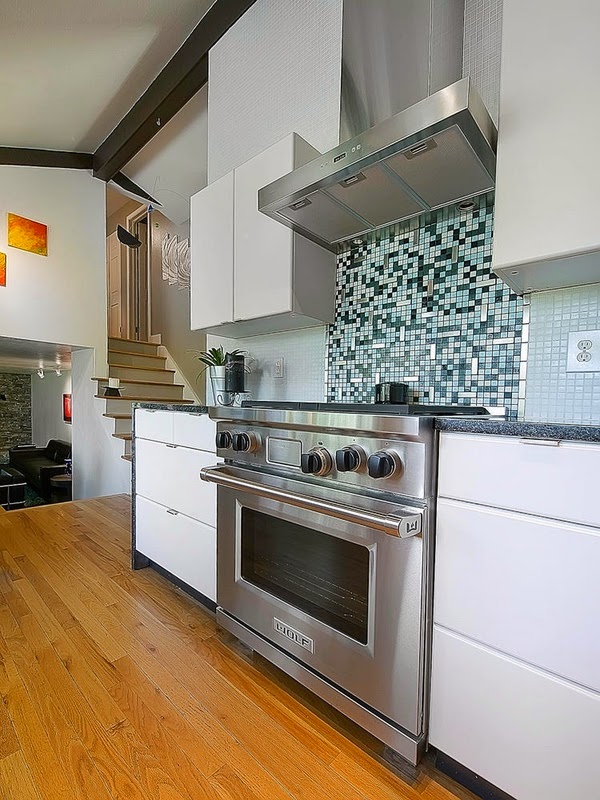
[166,508,179,516]
[165,444,178,449]
[520,438,561,447]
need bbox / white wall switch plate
[566,330,600,372]
[274,357,285,378]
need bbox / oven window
[240,508,369,643]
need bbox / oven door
[202,464,428,736]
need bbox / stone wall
[0,374,32,464]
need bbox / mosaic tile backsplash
[326,194,524,413]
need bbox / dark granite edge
[435,417,600,442]
[132,402,209,414]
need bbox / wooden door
[106,232,125,337]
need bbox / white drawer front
[135,409,173,444]
[435,499,600,691]
[172,412,215,453]
[439,432,600,527]
[135,438,218,527]
[136,496,216,601]
[430,627,600,800]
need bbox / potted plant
[195,346,244,405]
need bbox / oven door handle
[200,466,423,538]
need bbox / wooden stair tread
[108,336,158,346]
[109,363,175,374]
[108,349,166,361]
[102,413,132,419]
[112,433,132,441]
[96,395,193,402]
[93,376,184,388]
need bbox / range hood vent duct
[259,1,497,251]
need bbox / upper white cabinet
[190,133,336,338]
[190,171,234,330]
[493,1,600,293]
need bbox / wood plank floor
[0,496,473,800]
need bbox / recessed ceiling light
[352,238,364,245]
[457,199,477,212]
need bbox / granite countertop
[133,402,209,414]
[435,417,600,443]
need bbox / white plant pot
[209,365,232,406]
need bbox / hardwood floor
[0,496,472,800]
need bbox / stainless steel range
[201,401,491,764]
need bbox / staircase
[95,337,195,461]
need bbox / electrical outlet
[274,357,285,378]
[566,330,600,372]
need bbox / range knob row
[215,431,260,453]
[216,432,401,479]
[303,445,401,480]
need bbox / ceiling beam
[0,148,93,169]
[93,0,258,182]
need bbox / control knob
[215,431,233,449]
[367,450,402,479]
[232,432,261,453]
[335,446,366,473]
[301,447,333,476]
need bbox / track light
[55,369,62,376]
[37,368,45,379]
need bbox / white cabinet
[134,409,174,444]
[172,412,216,453]
[190,133,336,338]
[431,431,600,799]
[430,628,600,800]
[435,498,600,692]
[492,1,600,293]
[190,171,234,330]
[438,432,600,527]
[136,496,216,601]
[133,409,217,603]
[136,439,218,528]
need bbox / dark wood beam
[93,0,258,182]
[0,148,93,169]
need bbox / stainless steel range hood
[258,0,497,251]
[259,78,496,251]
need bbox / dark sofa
[9,439,72,500]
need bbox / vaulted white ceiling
[0,0,215,152]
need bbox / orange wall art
[7,213,48,256]
[0,253,6,286]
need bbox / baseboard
[139,557,216,613]
[434,750,516,800]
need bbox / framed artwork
[63,393,72,424]
[0,253,5,286]
[7,213,48,256]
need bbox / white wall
[208,0,343,182]
[31,370,72,446]
[205,0,342,400]
[72,348,131,499]
[0,167,107,349]
[206,327,327,403]
[0,166,130,498]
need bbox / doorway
[128,207,150,342]
[105,204,152,341]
